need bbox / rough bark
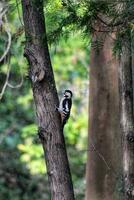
[86,30,122,200]
[21,1,75,200]
[119,38,134,200]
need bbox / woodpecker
[57,90,73,127]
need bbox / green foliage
[45,0,134,54]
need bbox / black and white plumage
[58,90,73,127]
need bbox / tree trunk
[21,1,75,199]
[86,30,122,199]
[119,36,134,200]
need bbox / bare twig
[0,57,24,99]
[0,57,11,100]
[0,13,12,63]
[7,60,24,89]
[15,0,24,26]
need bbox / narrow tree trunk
[21,1,75,199]
[119,37,134,200]
[86,30,122,199]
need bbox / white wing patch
[65,101,69,112]
[58,97,65,111]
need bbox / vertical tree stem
[21,1,75,199]
[119,35,134,200]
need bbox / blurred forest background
[0,0,89,199]
[2,0,134,199]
